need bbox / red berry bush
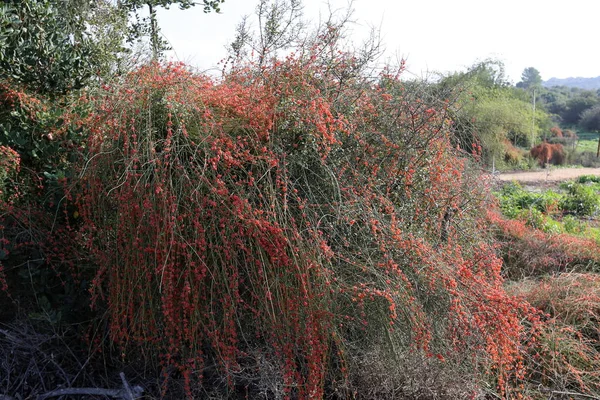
[70,54,538,398]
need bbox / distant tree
[438,59,509,93]
[563,91,599,125]
[579,105,600,132]
[517,67,543,90]
[538,89,568,117]
[438,60,550,164]
[466,59,510,87]
[121,0,225,59]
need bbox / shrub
[530,142,566,167]
[567,150,600,168]
[564,129,578,139]
[576,175,600,184]
[0,146,19,203]
[549,126,563,138]
[517,208,547,230]
[502,139,524,166]
[560,182,600,216]
[69,60,537,398]
[488,210,600,279]
[562,215,585,234]
[497,182,561,219]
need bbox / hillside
[543,76,600,90]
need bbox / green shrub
[566,151,600,168]
[562,215,585,234]
[542,217,563,234]
[498,182,561,219]
[577,175,600,184]
[560,182,600,216]
[517,208,546,230]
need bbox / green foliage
[0,0,128,95]
[0,0,121,190]
[0,85,91,179]
[497,181,561,219]
[516,67,542,90]
[496,180,600,233]
[577,174,600,184]
[439,60,551,165]
[562,214,584,234]
[539,88,569,116]
[536,85,600,130]
[517,208,546,230]
[580,105,600,132]
[122,0,224,12]
[563,90,599,125]
[542,217,563,234]
[560,182,600,216]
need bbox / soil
[495,167,600,185]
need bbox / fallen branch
[36,373,143,400]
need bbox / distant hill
[543,76,600,90]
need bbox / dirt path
[496,167,600,184]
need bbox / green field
[575,139,599,153]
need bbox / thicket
[0,28,542,400]
[2,2,597,399]
[67,50,540,396]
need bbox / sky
[156,0,600,84]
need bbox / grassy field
[575,138,600,153]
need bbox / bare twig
[539,388,600,400]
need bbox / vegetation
[436,61,550,168]
[538,84,600,128]
[492,178,600,397]
[0,0,128,95]
[1,1,600,399]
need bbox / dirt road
[496,167,600,184]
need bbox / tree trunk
[148,3,158,60]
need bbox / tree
[538,87,569,117]
[517,67,542,90]
[121,0,225,59]
[579,105,600,132]
[0,0,129,95]
[563,91,599,125]
[438,60,550,165]
[516,68,545,148]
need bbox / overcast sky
[156,0,600,83]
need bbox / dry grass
[507,273,600,396]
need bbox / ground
[496,167,600,185]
